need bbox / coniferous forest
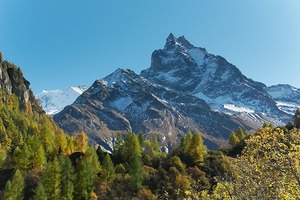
[1,61,300,200]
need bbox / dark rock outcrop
[0,60,43,113]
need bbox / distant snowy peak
[266,84,300,103]
[37,85,88,115]
[266,84,300,115]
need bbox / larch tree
[76,131,88,153]
[229,132,240,146]
[236,127,245,141]
[214,126,300,199]
[33,182,47,200]
[42,158,61,200]
[187,132,207,165]
[2,169,25,200]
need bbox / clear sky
[1,1,300,94]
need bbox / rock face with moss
[0,59,43,113]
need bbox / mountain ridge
[50,34,297,150]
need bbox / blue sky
[1,1,300,94]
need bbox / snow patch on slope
[224,104,255,114]
[110,97,133,112]
[276,101,299,115]
[188,48,205,66]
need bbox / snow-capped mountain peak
[142,34,289,124]
[266,84,300,115]
[37,85,88,115]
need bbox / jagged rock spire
[164,33,177,48]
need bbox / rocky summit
[141,33,290,124]
[54,34,296,151]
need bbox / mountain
[266,84,300,115]
[0,60,43,113]
[54,68,253,150]
[54,33,294,150]
[37,86,87,115]
[141,33,289,124]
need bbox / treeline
[1,92,300,199]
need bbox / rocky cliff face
[0,60,43,113]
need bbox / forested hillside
[1,56,300,199]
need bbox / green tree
[293,108,300,128]
[54,131,68,155]
[112,133,124,163]
[59,154,75,200]
[32,144,47,170]
[39,125,55,156]
[236,127,245,141]
[143,136,162,167]
[180,130,193,154]
[13,143,33,171]
[76,131,88,153]
[187,132,207,165]
[168,156,186,173]
[214,126,300,199]
[101,154,116,183]
[2,170,25,200]
[42,158,61,200]
[229,132,240,146]
[127,134,144,189]
[74,148,100,200]
[33,183,48,200]
[138,132,145,148]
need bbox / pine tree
[42,158,61,200]
[32,144,47,170]
[59,154,75,200]
[138,132,145,148]
[294,108,300,128]
[74,159,95,200]
[180,130,193,154]
[128,135,144,189]
[13,143,33,171]
[2,170,25,200]
[113,133,124,163]
[236,127,245,141]
[40,125,54,155]
[143,136,161,165]
[33,183,48,200]
[102,154,116,183]
[74,147,100,200]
